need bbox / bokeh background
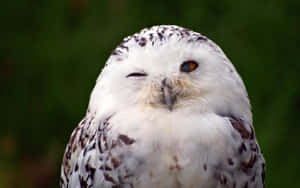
[1,0,299,187]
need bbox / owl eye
[126,72,147,78]
[180,60,198,73]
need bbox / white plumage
[61,25,265,188]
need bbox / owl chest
[108,112,237,187]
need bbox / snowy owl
[60,25,265,188]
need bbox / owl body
[61,25,265,188]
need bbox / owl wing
[217,114,266,188]
[60,112,135,188]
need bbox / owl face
[91,25,251,121]
[122,43,220,111]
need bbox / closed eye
[126,72,148,78]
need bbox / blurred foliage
[0,0,299,187]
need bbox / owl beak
[161,78,176,111]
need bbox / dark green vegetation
[1,0,299,187]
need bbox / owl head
[89,25,251,123]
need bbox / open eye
[126,72,147,78]
[180,60,198,73]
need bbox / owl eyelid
[126,72,148,78]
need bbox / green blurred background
[1,0,299,187]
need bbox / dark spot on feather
[138,37,147,47]
[196,36,207,41]
[79,175,88,188]
[85,164,96,181]
[261,163,266,183]
[149,33,153,41]
[158,32,163,41]
[111,50,121,56]
[111,157,120,168]
[98,139,103,153]
[239,142,247,154]
[81,118,87,125]
[229,117,251,139]
[250,143,257,152]
[91,142,95,149]
[89,134,95,142]
[83,147,88,156]
[183,28,191,36]
[241,154,257,173]
[72,144,77,152]
[119,44,129,51]
[133,35,139,42]
[60,177,64,186]
[118,134,135,145]
[75,163,79,171]
[104,173,116,184]
[100,165,112,171]
[219,174,227,185]
[103,135,108,148]
[228,158,234,166]
[203,164,207,171]
[250,126,255,140]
